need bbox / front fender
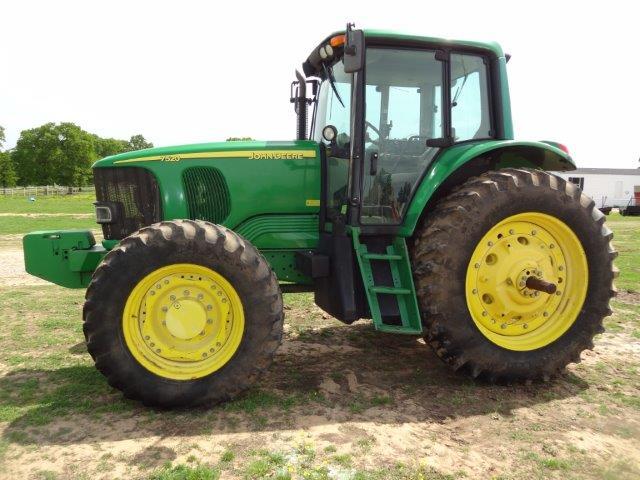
[400,140,576,236]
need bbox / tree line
[0,123,153,188]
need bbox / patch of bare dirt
[0,248,638,479]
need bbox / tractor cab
[296,25,498,231]
[293,25,507,329]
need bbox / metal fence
[0,186,96,196]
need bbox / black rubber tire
[410,168,618,382]
[83,220,283,407]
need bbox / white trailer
[554,168,640,209]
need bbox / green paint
[23,230,105,288]
[94,140,322,248]
[399,140,575,236]
[351,228,422,334]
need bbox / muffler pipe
[295,70,307,141]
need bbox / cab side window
[450,54,492,141]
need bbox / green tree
[92,135,128,157]
[126,134,153,151]
[12,122,97,187]
[0,151,17,188]
[0,125,5,148]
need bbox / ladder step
[362,253,402,261]
[369,286,412,295]
[375,324,423,335]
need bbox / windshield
[313,60,352,220]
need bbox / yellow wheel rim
[465,212,588,351]
[122,263,244,380]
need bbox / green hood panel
[93,140,319,168]
[93,140,322,250]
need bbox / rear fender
[400,140,576,236]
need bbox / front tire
[410,168,617,382]
[83,220,283,407]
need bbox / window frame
[351,40,499,230]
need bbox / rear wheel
[83,220,283,407]
[411,168,617,381]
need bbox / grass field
[0,197,638,479]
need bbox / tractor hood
[92,140,319,168]
[91,139,323,243]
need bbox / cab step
[352,228,423,335]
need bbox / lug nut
[475,263,480,269]
[207,319,213,324]
[184,290,190,296]
[170,295,176,301]
[509,229,514,235]
[523,324,528,329]
[207,305,213,310]
[500,323,507,329]
[531,230,537,235]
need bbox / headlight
[93,202,119,224]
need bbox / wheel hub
[122,264,245,380]
[465,213,588,351]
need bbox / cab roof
[303,29,505,77]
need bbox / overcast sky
[1,1,638,168]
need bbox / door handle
[369,151,379,175]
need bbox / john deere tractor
[23,25,617,407]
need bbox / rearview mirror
[343,25,364,73]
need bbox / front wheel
[83,220,283,407]
[411,168,617,381]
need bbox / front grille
[182,167,231,224]
[93,167,161,240]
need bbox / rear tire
[83,220,283,407]
[410,168,617,382]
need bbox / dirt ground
[0,236,638,480]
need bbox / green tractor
[23,25,617,407]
